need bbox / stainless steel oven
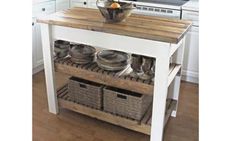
[121,0,188,19]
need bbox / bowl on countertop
[96,0,135,23]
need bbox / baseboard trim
[181,70,198,84]
[33,64,44,75]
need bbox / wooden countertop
[37,7,192,43]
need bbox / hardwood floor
[33,71,198,141]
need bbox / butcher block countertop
[37,7,192,44]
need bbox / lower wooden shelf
[57,84,177,135]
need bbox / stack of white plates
[97,50,130,71]
[69,44,96,64]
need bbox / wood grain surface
[37,7,192,43]
[54,57,181,95]
[57,85,151,135]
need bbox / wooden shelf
[54,57,181,95]
[57,84,177,135]
[140,99,177,128]
[168,64,181,86]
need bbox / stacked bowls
[54,40,70,58]
[129,54,155,80]
[97,50,130,71]
[69,44,96,64]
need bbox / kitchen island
[37,7,191,141]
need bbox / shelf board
[57,85,177,135]
[140,99,177,127]
[168,64,181,86]
[54,57,181,95]
[57,84,151,135]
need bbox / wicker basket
[103,86,152,120]
[68,76,103,109]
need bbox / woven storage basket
[103,86,152,120]
[68,76,103,109]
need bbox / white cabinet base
[33,1,56,75]
[182,9,199,84]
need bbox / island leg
[150,55,169,141]
[40,23,58,114]
[168,76,181,117]
[170,37,186,117]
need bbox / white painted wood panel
[33,18,44,74]
[51,26,171,58]
[70,0,88,8]
[87,0,98,9]
[151,55,170,141]
[35,22,44,66]
[32,18,37,69]
[56,0,70,11]
[182,26,199,83]
[40,24,58,114]
[33,0,56,74]
[32,1,56,18]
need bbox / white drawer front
[87,0,97,9]
[88,2,98,9]
[72,0,87,3]
[56,0,70,11]
[182,10,199,26]
[71,1,88,8]
[33,1,56,17]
